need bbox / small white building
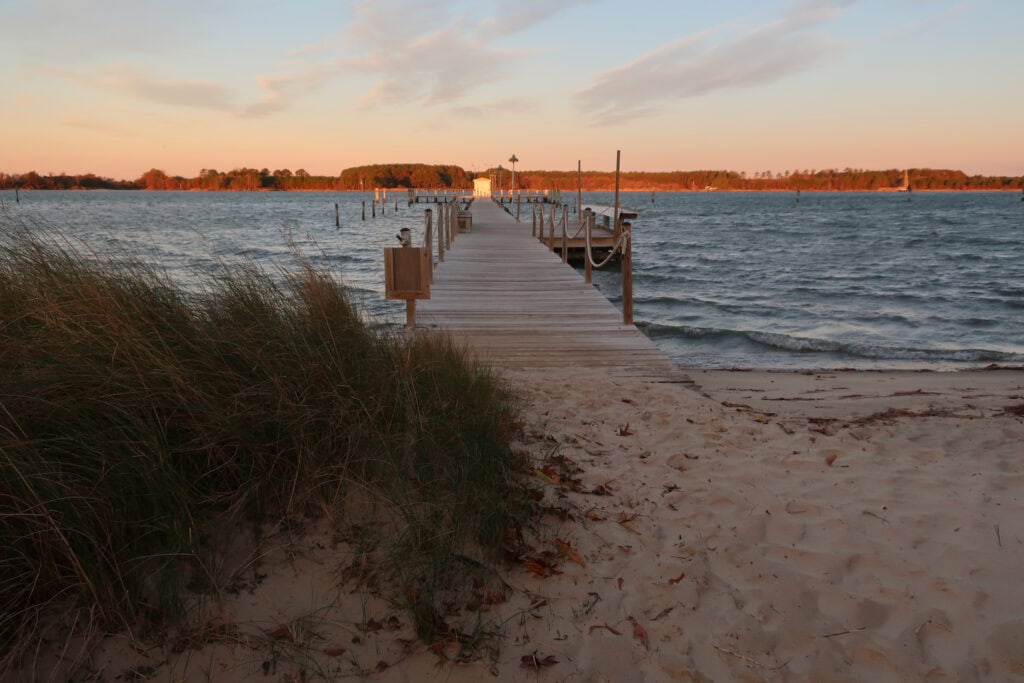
[473,177,491,197]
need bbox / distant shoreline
[5,187,1022,194]
[3,164,1022,193]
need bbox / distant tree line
[1,166,1020,192]
[511,168,1023,192]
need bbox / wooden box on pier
[383,247,430,300]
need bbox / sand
[26,368,1024,682]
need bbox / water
[2,189,1021,370]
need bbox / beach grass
[0,228,531,673]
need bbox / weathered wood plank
[415,200,686,379]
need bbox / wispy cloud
[244,65,340,117]
[343,0,592,109]
[479,0,597,37]
[574,0,858,125]
[34,0,591,119]
[58,66,236,112]
[449,97,536,118]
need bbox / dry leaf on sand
[554,538,586,566]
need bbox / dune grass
[0,228,532,673]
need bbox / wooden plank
[415,200,687,379]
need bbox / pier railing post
[584,210,593,284]
[424,209,434,281]
[446,202,452,247]
[622,221,633,325]
[532,204,537,237]
[561,205,569,264]
[437,206,445,263]
[548,204,556,250]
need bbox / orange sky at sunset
[3,1,1022,180]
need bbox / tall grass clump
[0,226,531,672]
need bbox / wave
[638,322,1024,364]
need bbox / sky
[2,0,1022,179]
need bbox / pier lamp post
[497,164,504,199]
[508,154,518,198]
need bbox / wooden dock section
[416,200,687,380]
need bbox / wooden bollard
[549,205,557,249]
[584,212,593,284]
[561,205,569,264]
[424,209,434,281]
[437,206,445,263]
[621,222,633,325]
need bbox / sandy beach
[35,367,1024,682]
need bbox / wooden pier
[415,200,685,378]
[404,188,560,205]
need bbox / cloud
[31,0,592,119]
[244,64,340,117]
[574,0,857,125]
[448,97,536,118]
[61,66,236,112]
[480,0,597,37]
[343,0,590,110]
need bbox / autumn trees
[1,166,1021,192]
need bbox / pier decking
[416,200,687,379]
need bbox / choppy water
[2,189,1021,370]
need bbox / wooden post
[362,201,366,221]
[372,201,376,218]
[577,160,582,219]
[406,299,416,327]
[621,221,633,325]
[584,210,593,284]
[532,204,537,237]
[444,203,451,248]
[451,203,457,242]
[549,204,556,250]
[561,205,569,264]
[424,209,434,282]
[613,150,621,240]
[445,203,452,250]
[335,203,340,227]
[438,205,445,263]
[15,187,20,203]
